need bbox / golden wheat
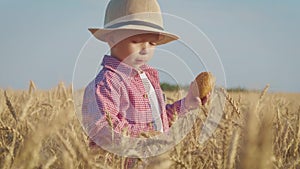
[0,82,299,169]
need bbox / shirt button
[143,94,148,99]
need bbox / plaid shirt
[82,55,188,140]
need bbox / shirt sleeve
[82,73,139,142]
[95,76,130,134]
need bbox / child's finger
[190,81,199,96]
[201,96,208,105]
[201,92,211,105]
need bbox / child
[82,0,209,167]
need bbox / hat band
[105,20,164,31]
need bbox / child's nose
[139,48,148,55]
[140,43,151,55]
[141,42,151,49]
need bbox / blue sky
[1,0,299,92]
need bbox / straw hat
[88,0,179,45]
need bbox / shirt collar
[101,55,157,78]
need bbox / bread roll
[195,72,215,99]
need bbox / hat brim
[88,25,179,45]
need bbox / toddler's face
[110,33,162,69]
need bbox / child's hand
[184,81,201,110]
[184,81,211,110]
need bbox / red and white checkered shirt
[82,55,188,141]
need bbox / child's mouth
[135,59,145,63]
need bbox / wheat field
[0,82,299,169]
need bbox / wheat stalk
[28,80,36,95]
[42,155,57,169]
[1,125,23,169]
[4,91,18,122]
[226,129,239,169]
[220,88,241,117]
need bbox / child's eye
[131,38,142,43]
[149,42,157,46]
